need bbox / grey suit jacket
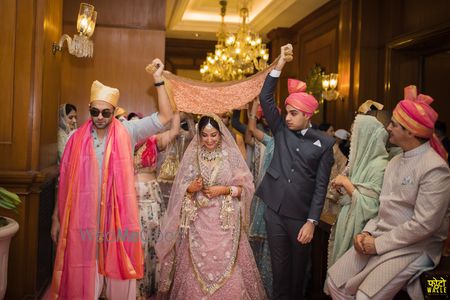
[255,74,335,221]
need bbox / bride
[156,114,267,299]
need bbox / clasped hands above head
[280,44,294,62]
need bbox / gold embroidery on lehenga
[220,194,235,230]
[187,150,242,295]
[188,210,241,295]
[180,193,197,237]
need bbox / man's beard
[93,120,110,129]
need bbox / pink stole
[50,119,143,299]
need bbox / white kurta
[328,142,450,299]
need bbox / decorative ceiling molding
[166,0,330,41]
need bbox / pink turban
[285,79,318,116]
[393,85,447,161]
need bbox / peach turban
[357,100,384,114]
[285,79,318,116]
[90,80,120,107]
[393,85,447,160]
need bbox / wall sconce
[52,3,97,58]
[322,73,341,101]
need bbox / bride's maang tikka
[205,119,214,130]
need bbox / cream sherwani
[328,142,450,299]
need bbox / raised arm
[151,58,173,126]
[248,98,266,142]
[259,44,293,133]
[231,109,247,135]
[157,111,180,151]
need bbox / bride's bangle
[228,186,239,197]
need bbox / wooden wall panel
[165,38,216,75]
[357,0,382,105]
[38,0,63,169]
[267,28,294,108]
[0,0,35,171]
[299,29,338,79]
[423,52,450,128]
[402,0,450,34]
[292,1,340,126]
[0,0,16,144]
[63,0,166,30]
[2,0,63,298]
[299,28,338,125]
[176,69,202,80]
[60,26,165,125]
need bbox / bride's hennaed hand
[202,186,227,198]
[187,177,203,193]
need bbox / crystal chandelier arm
[52,34,72,55]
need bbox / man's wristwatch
[307,219,318,226]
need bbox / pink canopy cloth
[160,59,279,114]
[155,114,266,298]
[393,85,447,161]
[50,119,143,299]
[285,78,318,116]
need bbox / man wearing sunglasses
[50,59,173,300]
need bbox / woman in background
[246,98,276,298]
[157,112,195,207]
[57,103,77,164]
[134,112,180,299]
[318,123,347,216]
[327,114,389,269]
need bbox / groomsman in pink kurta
[50,59,173,300]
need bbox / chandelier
[200,0,269,82]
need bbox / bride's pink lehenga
[156,115,267,299]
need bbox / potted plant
[0,187,20,300]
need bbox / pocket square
[313,140,322,147]
[401,176,414,185]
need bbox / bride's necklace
[199,145,222,162]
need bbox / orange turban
[393,85,447,160]
[285,79,318,116]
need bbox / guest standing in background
[318,123,347,215]
[57,103,77,164]
[134,112,180,299]
[247,98,276,298]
